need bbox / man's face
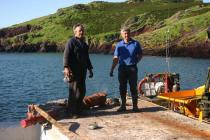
[121,31,130,42]
[74,26,84,38]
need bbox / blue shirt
[114,39,142,66]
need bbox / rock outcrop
[0,25,30,38]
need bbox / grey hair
[73,23,84,31]
[120,26,130,33]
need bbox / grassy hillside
[9,1,198,43]
[135,5,210,55]
[0,0,209,57]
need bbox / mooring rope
[165,28,171,73]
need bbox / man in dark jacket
[63,24,93,118]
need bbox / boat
[137,27,210,121]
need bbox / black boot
[117,94,126,112]
[132,98,140,112]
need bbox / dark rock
[0,44,4,52]
[15,34,28,44]
[73,4,88,11]
[0,25,31,38]
[56,44,65,52]
[30,25,42,32]
[0,25,42,38]
[5,45,14,52]
[39,41,57,52]
[0,39,11,48]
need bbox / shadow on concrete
[68,122,80,133]
[40,99,168,122]
[140,106,167,112]
[64,105,168,119]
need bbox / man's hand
[109,70,113,77]
[64,67,72,78]
[88,69,93,78]
[110,57,118,77]
[137,54,142,62]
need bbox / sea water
[0,53,210,139]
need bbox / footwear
[132,98,139,112]
[117,93,126,112]
[132,107,140,112]
[69,113,79,119]
[117,106,126,112]
[76,110,88,116]
[72,114,79,119]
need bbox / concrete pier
[38,98,210,140]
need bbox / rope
[165,4,171,73]
[165,28,171,73]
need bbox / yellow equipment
[157,67,210,121]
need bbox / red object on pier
[20,105,48,128]
[21,92,108,128]
[20,115,45,128]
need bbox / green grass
[3,1,208,50]
[135,10,210,48]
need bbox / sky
[0,0,209,29]
[0,0,124,29]
[204,0,210,3]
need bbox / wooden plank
[34,105,90,140]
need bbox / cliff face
[0,25,32,38]
[142,41,210,58]
[0,1,209,58]
[0,25,58,52]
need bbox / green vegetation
[13,1,197,43]
[135,6,210,49]
[1,0,209,54]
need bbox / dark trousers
[68,69,86,114]
[118,65,138,107]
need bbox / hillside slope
[136,5,210,57]
[0,1,209,57]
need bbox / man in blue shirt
[110,27,143,112]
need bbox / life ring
[138,77,148,95]
[138,73,163,95]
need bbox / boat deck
[37,97,210,140]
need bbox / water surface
[0,53,209,124]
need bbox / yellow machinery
[140,28,210,121]
[157,68,210,121]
